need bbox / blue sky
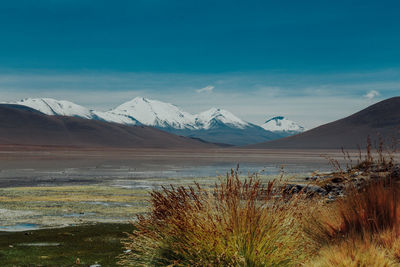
[0,0,399,127]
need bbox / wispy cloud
[364,90,380,100]
[196,85,214,93]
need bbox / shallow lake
[0,148,340,187]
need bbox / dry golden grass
[305,141,400,266]
[118,169,315,266]
[305,178,400,248]
[119,142,400,266]
[310,239,398,267]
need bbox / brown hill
[247,97,400,149]
[0,104,217,148]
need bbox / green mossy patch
[0,223,133,267]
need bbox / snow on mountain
[195,108,250,129]
[12,97,303,136]
[107,97,197,129]
[9,96,292,145]
[261,116,305,133]
[13,97,252,131]
[107,98,252,131]
[11,98,141,125]
[13,98,93,119]
[91,110,140,125]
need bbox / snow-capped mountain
[10,98,141,125]
[106,98,251,132]
[108,97,196,129]
[92,110,140,125]
[261,116,305,135]
[195,108,249,130]
[13,98,93,119]
[104,97,283,145]
[10,97,300,145]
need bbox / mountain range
[2,96,399,149]
[11,97,305,146]
[0,104,218,148]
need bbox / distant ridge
[247,97,400,149]
[0,104,218,148]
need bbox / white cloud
[196,85,214,93]
[364,90,380,100]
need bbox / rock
[305,176,318,181]
[390,165,400,179]
[305,175,330,181]
[331,177,344,183]
[305,185,327,196]
[323,184,334,192]
[283,184,302,194]
[352,171,362,177]
[283,184,327,196]
[326,194,336,202]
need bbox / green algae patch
[0,185,149,228]
[0,223,133,266]
[0,175,282,228]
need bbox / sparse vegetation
[118,169,315,266]
[0,185,150,228]
[2,141,400,266]
[120,142,400,266]
[0,223,132,266]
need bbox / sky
[0,0,399,128]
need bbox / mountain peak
[207,107,221,112]
[199,107,237,116]
[196,108,249,129]
[261,116,305,133]
[12,98,92,119]
[110,97,196,129]
[135,96,149,102]
[122,96,150,105]
[265,116,285,123]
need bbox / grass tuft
[310,239,398,267]
[118,169,313,266]
[119,141,400,266]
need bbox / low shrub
[118,170,314,266]
[119,142,400,266]
[336,179,400,237]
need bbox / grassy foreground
[0,223,132,266]
[2,145,400,266]
[118,147,400,266]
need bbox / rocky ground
[285,159,400,201]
